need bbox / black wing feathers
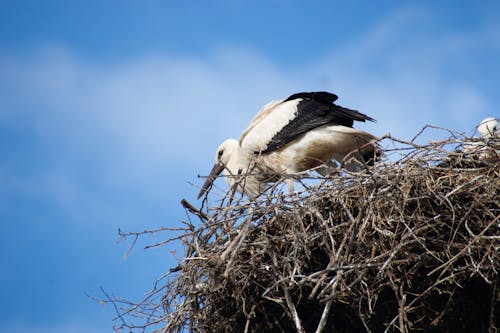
[284,91,339,104]
[261,92,375,154]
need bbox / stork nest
[108,127,499,333]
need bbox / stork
[478,117,498,138]
[462,117,499,160]
[474,117,498,158]
[197,91,379,199]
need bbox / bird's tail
[332,104,376,123]
[330,128,381,171]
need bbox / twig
[314,300,333,333]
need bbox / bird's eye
[217,150,224,158]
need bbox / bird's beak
[197,163,225,199]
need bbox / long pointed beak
[197,163,225,199]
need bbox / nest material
[112,130,500,333]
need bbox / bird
[197,91,379,199]
[478,117,498,138]
[463,117,499,153]
[441,117,500,168]
[468,117,499,160]
[197,138,276,199]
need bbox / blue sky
[0,1,499,332]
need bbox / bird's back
[258,92,375,154]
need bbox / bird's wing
[239,100,282,145]
[241,92,375,154]
[248,99,282,127]
[284,91,339,104]
[239,98,299,153]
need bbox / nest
[108,128,499,333]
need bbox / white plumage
[478,117,498,138]
[239,99,302,153]
[198,92,379,199]
[205,138,269,197]
[463,117,499,159]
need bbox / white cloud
[0,45,300,223]
[1,46,296,166]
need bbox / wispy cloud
[0,46,300,229]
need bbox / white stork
[197,91,379,199]
[462,117,499,159]
[478,117,498,138]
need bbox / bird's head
[478,117,499,138]
[215,138,239,166]
[197,139,239,199]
